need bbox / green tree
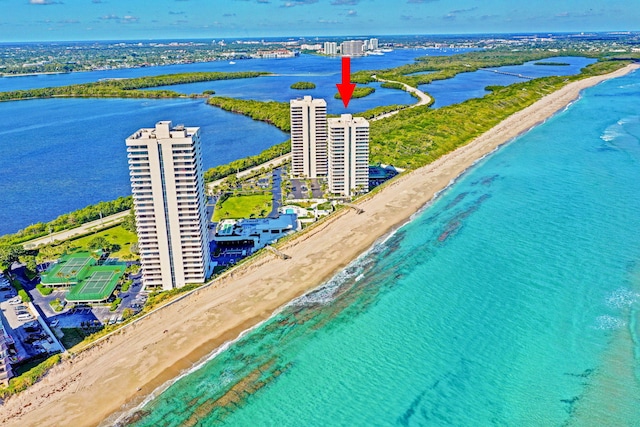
[121,210,137,233]
[18,254,37,274]
[88,237,109,251]
[0,245,26,269]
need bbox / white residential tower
[328,114,370,197]
[290,96,328,178]
[323,42,338,55]
[126,121,211,290]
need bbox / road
[206,152,292,193]
[371,75,432,121]
[22,154,292,250]
[22,210,130,250]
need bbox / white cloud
[29,0,61,5]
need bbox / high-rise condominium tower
[324,42,338,55]
[126,121,211,290]
[340,40,364,56]
[328,114,370,197]
[290,96,328,178]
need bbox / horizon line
[1,30,638,45]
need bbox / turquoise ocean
[123,70,640,426]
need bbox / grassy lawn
[213,194,272,221]
[68,225,138,259]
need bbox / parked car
[13,305,27,311]
[24,334,45,343]
[17,313,34,321]
[9,298,22,305]
[24,324,41,333]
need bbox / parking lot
[0,293,57,363]
[290,178,324,199]
[210,241,254,267]
[13,266,146,337]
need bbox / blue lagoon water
[1,49,590,235]
[0,49,462,92]
[126,70,640,426]
[0,98,288,235]
[0,49,466,235]
[424,57,596,108]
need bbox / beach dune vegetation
[369,60,631,168]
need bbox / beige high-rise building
[328,114,369,197]
[290,96,328,178]
[126,121,211,290]
[340,40,364,56]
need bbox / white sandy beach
[1,63,637,427]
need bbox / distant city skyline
[1,0,639,42]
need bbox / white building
[369,38,379,50]
[323,41,338,55]
[290,96,328,178]
[340,40,364,56]
[213,214,300,250]
[301,43,322,51]
[126,121,211,290]
[328,114,370,197]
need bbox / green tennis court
[55,255,93,277]
[40,253,97,286]
[66,266,124,302]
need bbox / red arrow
[336,56,356,108]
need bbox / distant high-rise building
[328,114,370,197]
[363,40,370,51]
[369,38,379,50]
[324,41,338,55]
[290,96,328,178]
[126,121,211,290]
[340,40,364,56]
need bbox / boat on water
[229,61,236,65]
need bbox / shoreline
[1,63,637,427]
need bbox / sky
[1,0,639,42]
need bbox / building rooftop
[329,114,369,127]
[126,120,198,141]
[215,214,299,239]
